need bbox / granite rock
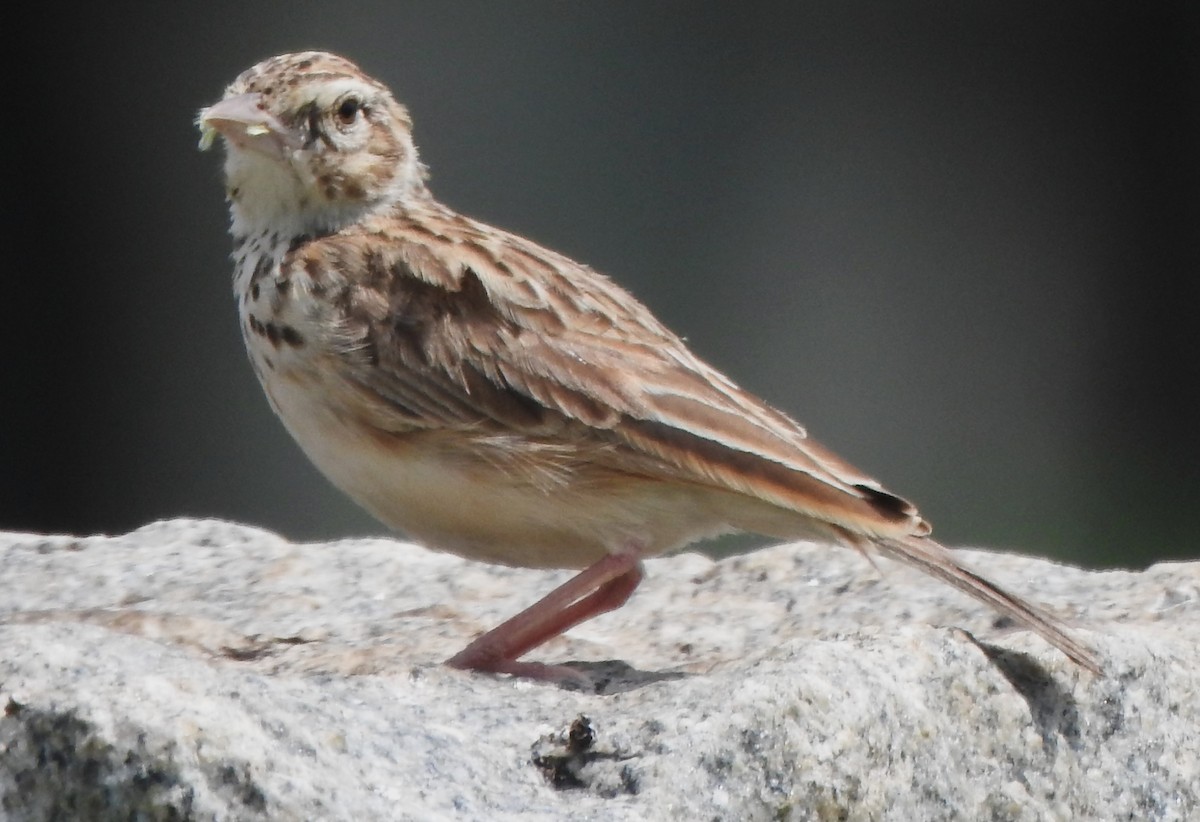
[1,519,1197,820]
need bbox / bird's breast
[228,238,742,569]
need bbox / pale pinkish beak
[197,93,303,157]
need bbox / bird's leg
[446,551,644,682]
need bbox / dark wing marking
[287,214,927,535]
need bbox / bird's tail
[871,533,1102,674]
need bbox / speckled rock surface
[1,519,1197,820]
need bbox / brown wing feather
[296,211,927,537]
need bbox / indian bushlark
[199,52,1099,682]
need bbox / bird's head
[199,52,428,236]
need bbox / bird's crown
[200,51,428,236]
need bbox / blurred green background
[4,3,1198,569]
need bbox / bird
[198,51,1100,683]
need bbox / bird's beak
[197,93,302,157]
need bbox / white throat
[222,148,381,240]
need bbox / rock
[0,519,1196,820]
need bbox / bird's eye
[335,97,362,126]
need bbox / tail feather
[874,535,1102,674]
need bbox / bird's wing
[288,215,927,537]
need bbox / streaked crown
[200,52,428,235]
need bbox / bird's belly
[255,364,736,569]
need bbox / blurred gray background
[4,3,1198,568]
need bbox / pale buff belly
[255,364,745,569]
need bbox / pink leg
[446,552,644,682]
